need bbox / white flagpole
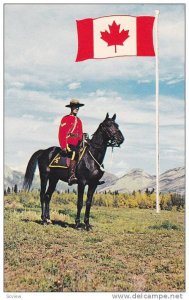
[155,10,160,213]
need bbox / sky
[4,3,185,177]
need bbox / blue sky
[4,3,185,177]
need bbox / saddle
[49,151,70,168]
[48,143,105,186]
[49,144,88,169]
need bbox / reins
[87,123,118,172]
[88,150,105,172]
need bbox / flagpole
[155,10,160,213]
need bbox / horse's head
[100,113,124,147]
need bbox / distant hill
[4,165,40,191]
[99,168,156,193]
[96,172,118,192]
[155,167,185,194]
[4,165,185,194]
[4,165,70,192]
[99,167,185,194]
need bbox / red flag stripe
[76,18,94,62]
[137,16,155,56]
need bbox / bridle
[86,120,122,172]
[99,122,121,148]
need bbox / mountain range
[4,165,185,194]
[98,167,185,194]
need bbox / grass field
[4,192,185,292]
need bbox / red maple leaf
[100,21,129,53]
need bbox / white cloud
[88,89,107,97]
[4,84,185,174]
[68,82,81,90]
[4,116,57,144]
[137,79,151,84]
[166,78,184,85]
[6,87,65,115]
[4,4,185,175]
[4,4,185,83]
[159,95,184,126]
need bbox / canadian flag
[76,15,155,62]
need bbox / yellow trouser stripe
[71,151,75,160]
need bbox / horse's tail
[23,150,44,191]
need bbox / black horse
[23,113,124,230]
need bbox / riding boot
[68,160,78,185]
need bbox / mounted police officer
[58,99,84,185]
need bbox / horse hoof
[75,222,81,229]
[85,224,93,231]
[46,219,52,225]
[41,219,52,225]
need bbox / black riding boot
[68,160,78,185]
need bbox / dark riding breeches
[66,144,79,161]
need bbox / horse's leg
[44,177,58,224]
[40,183,47,223]
[39,170,48,223]
[84,184,97,231]
[75,183,85,228]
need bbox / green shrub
[4,190,185,211]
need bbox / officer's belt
[67,133,79,138]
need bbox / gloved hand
[66,145,72,152]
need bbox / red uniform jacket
[58,114,83,149]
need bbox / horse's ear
[112,114,116,121]
[105,113,109,120]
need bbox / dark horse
[23,113,124,230]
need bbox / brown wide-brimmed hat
[65,99,84,108]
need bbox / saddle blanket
[49,146,87,169]
[49,152,70,168]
